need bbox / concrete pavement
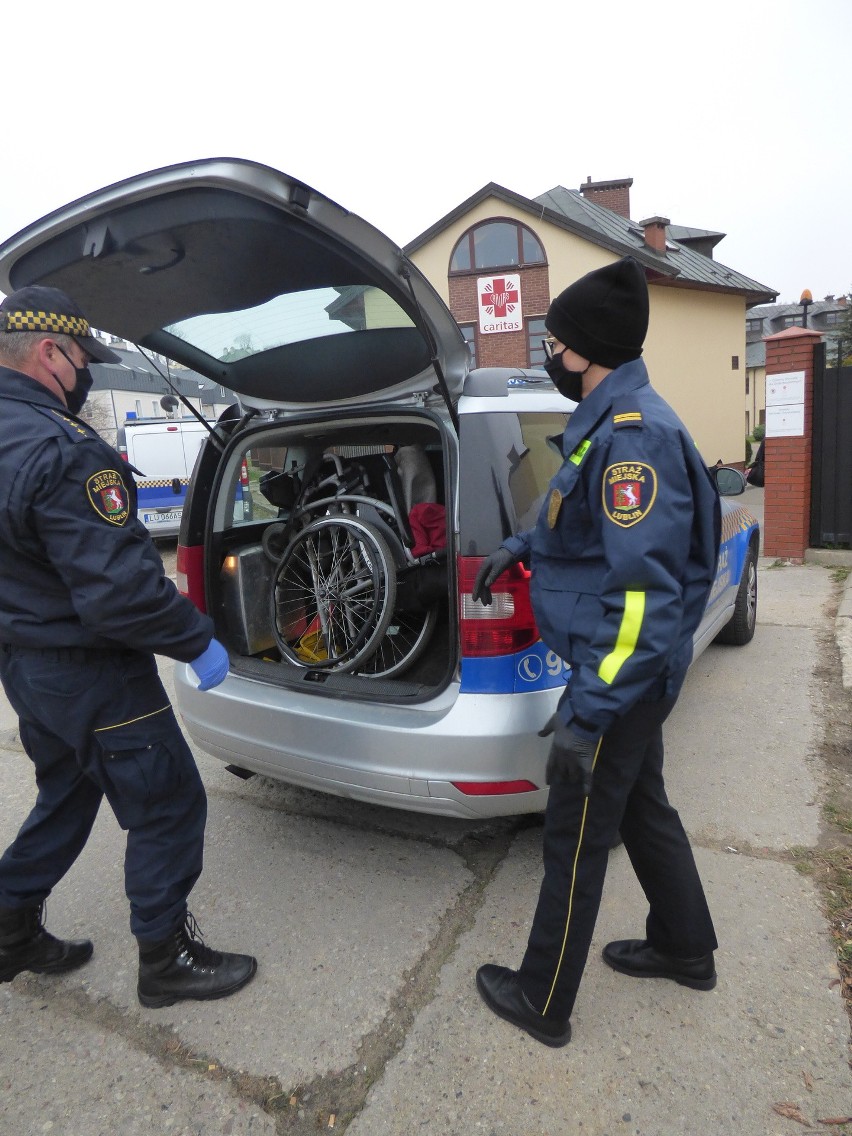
[747,481,852,691]
[0,553,850,1135]
[349,558,852,1135]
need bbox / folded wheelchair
[259,450,446,679]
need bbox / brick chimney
[640,216,670,254]
[578,176,632,218]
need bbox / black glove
[471,547,517,605]
[538,714,600,795]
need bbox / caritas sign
[478,274,523,334]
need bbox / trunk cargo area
[210,412,456,699]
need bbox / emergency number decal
[602,462,657,528]
[86,469,129,526]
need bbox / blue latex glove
[189,638,229,691]
[538,714,600,795]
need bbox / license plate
[143,510,182,526]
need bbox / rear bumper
[174,665,556,819]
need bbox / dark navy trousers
[0,645,206,942]
[518,688,717,1021]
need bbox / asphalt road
[1,536,850,1136]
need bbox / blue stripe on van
[460,640,570,694]
[136,482,188,511]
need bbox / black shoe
[476,964,571,1048]
[602,939,716,990]
[137,913,257,1009]
[0,903,93,983]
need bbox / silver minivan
[0,158,760,819]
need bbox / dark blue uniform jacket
[502,358,720,739]
[0,366,212,660]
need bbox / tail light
[176,543,207,613]
[451,779,538,796]
[238,458,252,521]
[457,556,539,656]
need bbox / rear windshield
[165,285,415,362]
[459,411,568,554]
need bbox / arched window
[450,220,546,274]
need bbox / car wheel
[715,543,758,645]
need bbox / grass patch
[832,566,852,584]
[792,841,852,1017]
[825,799,852,837]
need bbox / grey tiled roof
[534,186,644,248]
[404,181,777,305]
[667,224,725,244]
[745,299,847,357]
[90,347,228,408]
[534,186,775,301]
[746,299,845,320]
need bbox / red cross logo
[480,278,519,318]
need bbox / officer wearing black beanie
[545,255,649,370]
[472,257,721,1047]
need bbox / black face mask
[542,351,586,403]
[54,344,94,415]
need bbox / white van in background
[116,416,231,538]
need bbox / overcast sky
[1,0,849,308]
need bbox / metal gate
[811,340,852,547]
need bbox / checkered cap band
[3,309,91,337]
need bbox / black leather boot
[137,914,257,1009]
[602,939,716,990]
[0,903,93,983]
[476,964,572,1047]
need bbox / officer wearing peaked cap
[472,257,721,1047]
[0,285,257,1007]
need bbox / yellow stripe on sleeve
[597,591,645,684]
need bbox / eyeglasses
[542,337,559,360]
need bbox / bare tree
[79,391,118,448]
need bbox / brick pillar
[762,327,822,560]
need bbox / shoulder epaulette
[32,405,97,443]
[611,397,644,430]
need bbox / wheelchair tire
[356,603,439,679]
[271,515,397,671]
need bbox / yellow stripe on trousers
[542,736,604,1015]
[93,704,171,732]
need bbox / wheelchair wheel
[271,515,397,671]
[356,604,439,679]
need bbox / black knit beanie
[545,256,649,369]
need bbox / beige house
[405,178,776,467]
